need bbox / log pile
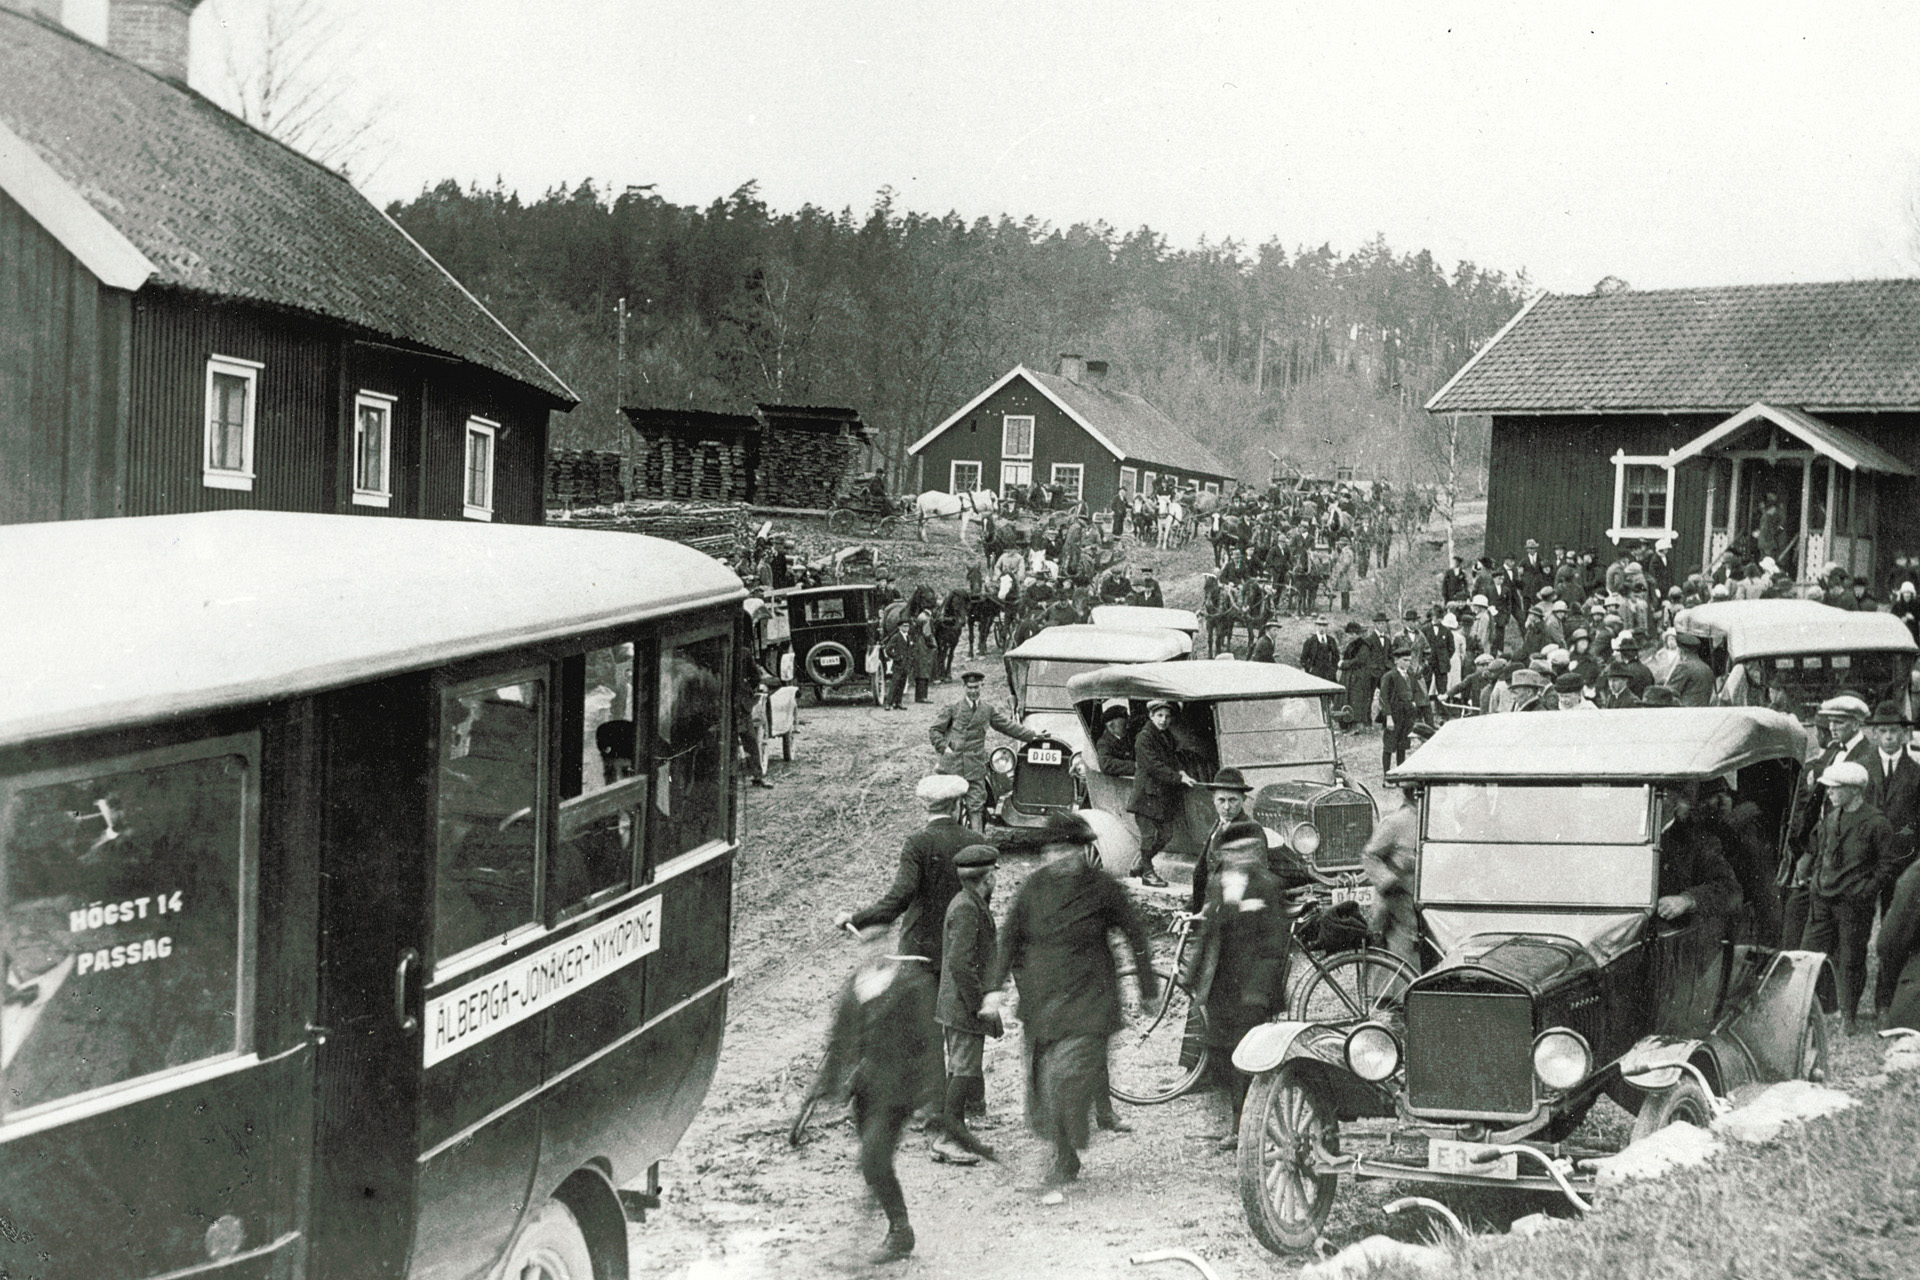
[632,429,752,503]
[552,499,751,561]
[546,449,626,507]
[756,426,860,509]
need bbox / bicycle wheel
[1290,948,1415,1024]
[1109,966,1209,1105]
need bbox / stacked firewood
[631,430,752,503]
[546,449,627,507]
[756,427,859,509]
[554,499,750,560]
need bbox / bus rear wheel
[502,1199,594,1280]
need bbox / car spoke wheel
[1629,1074,1714,1143]
[1237,1066,1339,1253]
[1108,967,1207,1104]
[503,1200,593,1280]
[1291,948,1415,1024]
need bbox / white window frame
[950,460,982,494]
[1000,460,1032,490]
[203,354,262,491]
[1119,466,1138,496]
[1607,449,1677,543]
[1142,470,1158,496]
[1050,463,1084,502]
[463,417,498,522]
[352,391,397,508]
[1001,414,1035,460]
[1204,481,1221,494]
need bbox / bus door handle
[394,948,420,1035]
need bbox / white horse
[914,488,997,543]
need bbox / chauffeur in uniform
[929,671,1038,824]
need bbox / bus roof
[0,512,745,749]
[1389,707,1807,783]
[1088,604,1201,635]
[1673,600,1916,660]
[1005,625,1191,663]
[1067,659,1344,703]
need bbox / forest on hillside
[387,179,1528,495]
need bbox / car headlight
[1290,822,1321,857]
[989,747,1016,775]
[1533,1029,1592,1092]
[1344,1023,1400,1081]
[1070,752,1086,778]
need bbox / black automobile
[1229,707,1833,1254]
[781,583,884,703]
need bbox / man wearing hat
[1190,769,1264,913]
[1597,661,1640,709]
[1518,538,1550,602]
[930,671,1039,826]
[1612,632,1656,696]
[934,844,1005,1166]
[1129,700,1200,887]
[1094,701,1137,777]
[982,813,1155,1193]
[1299,615,1339,683]
[1249,620,1277,663]
[1865,701,1920,926]
[1784,694,1875,947]
[1552,670,1595,711]
[1637,684,1679,708]
[840,774,976,970]
[1498,665,1548,713]
[1665,631,1715,706]
[1379,643,1422,771]
[1797,760,1900,1033]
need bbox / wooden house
[0,1,576,527]
[1427,280,1920,586]
[908,355,1235,507]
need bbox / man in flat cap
[1798,760,1900,1032]
[1784,694,1875,947]
[1094,700,1137,777]
[1665,631,1715,706]
[930,670,1038,827]
[933,844,1004,1166]
[839,774,975,971]
[1129,699,1199,888]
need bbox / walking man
[1129,698,1199,888]
[1379,643,1420,774]
[934,844,1004,1164]
[838,774,974,970]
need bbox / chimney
[1083,359,1109,385]
[1057,353,1084,384]
[108,0,204,85]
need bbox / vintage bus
[0,511,744,1280]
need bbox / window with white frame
[1000,461,1032,490]
[1607,450,1676,542]
[1204,481,1221,494]
[1001,415,1035,460]
[1142,470,1158,496]
[463,418,498,521]
[1119,466,1138,496]
[352,391,396,507]
[950,460,982,493]
[203,355,261,490]
[1050,463,1083,501]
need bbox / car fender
[766,685,799,735]
[1719,948,1833,1086]
[1084,807,1140,877]
[1232,1020,1343,1075]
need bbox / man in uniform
[838,774,974,970]
[933,844,1004,1165]
[1665,631,1715,706]
[929,671,1038,824]
[1128,699,1199,887]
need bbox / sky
[67,0,1920,294]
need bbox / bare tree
[210,0,388,178]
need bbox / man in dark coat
[1798,761,1900,1032]
[1783,695,1874,948]
[981,813,1156,1191]
[1128,699,1199,888]
[1188,769,1262,914]
[1613,633,1657,696]
[1665,631,1716,706]
[1379,643,1421,774]
[1864,700,1920,925]
[1517,538,1551,602]
[840,774,974,969]
[1094,702,1136,777]
[1701,778,1783,948]
[1299,615,1339,683]
[1654,782,1743,924]
[1875,858,1920,1031]
[934,844,1004,1164]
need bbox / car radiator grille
[1014,765,1075,811]
[1311,797,1373,872]
[1406,989,1534,1116]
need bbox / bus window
[435,674,546,966]
[651,634,728,860]
[554,642,647,919]
[2,738,253,1120]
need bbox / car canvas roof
[0,511,744,749]
[1088,604,1202,635]
[1389,707,1807,782]
[1067,660,1344,703]
[1673,599,1916,660]
[1005,625,1191,663]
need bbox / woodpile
[546,449,626,507]
[552,499,751,561]
[632,429,752,503]
[757,426,860,509]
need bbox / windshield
[1730,652,1904,718]
[1011,659,1103,712]
[1424,783,1652,844]
[1215,697,1335,767]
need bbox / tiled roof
[1024,368,1234,477]
[1427,279,1920,414]
[0,12,573,402]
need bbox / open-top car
[1674,599,1916,726]
[1229,706,1830,1254]
[1089,604,1203,643]
[993,624,1192,826]
[1063,661,1373,887]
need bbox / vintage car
[1089,604,1203,643]
[991,624,1193,826]
[1060,661,1374,886]
[780,583,885,703]
[1230,707,1829,1254]
[1674,599,1916,726]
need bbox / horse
[966,591,1003,656]
[913,488,997,543]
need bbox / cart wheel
[1629,1074,1715,1144]
[876,515,900,538]
[826,508,855,535]
[1238,1065,1340,1253]
[782,730,795,761]
[501,1199,594,1280]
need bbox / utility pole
[615,297,628,426]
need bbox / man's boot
[871,1219,915,1264]
[931,1077,993,1162]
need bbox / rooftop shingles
[1428,280,1920,414]
[0,11,573,402]
[1025,368,1233,477]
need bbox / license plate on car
[1026,748,1063,766]
[1427,1139,1518,1180]
[1332,884,1375,907]
[817,654,841,666]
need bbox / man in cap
[1299,615,1339,683]
[930,670,1039,825]
[1094,701,1136,777]
[1665,631,1715,706]
[1784,694,1875,946]
[1864,701,1920,927]
[1797,760,1899,1032]
[1129,699,1200,887]
[982,813,1155,1195]
[1362,777,1423,967]
[1379,643,1422,772]
[1139,570,1165,609]
[840,774,976,971]
[933,844,1005,1165]
[1552,670,1595,711]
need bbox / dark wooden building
[0,2,576,527]
[1428,280,1920,586]
[908,355,1235,507]
[620,403,872,507]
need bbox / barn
[908,355,1236,508]
[1427,280,1920,588]
[0,1,576,526]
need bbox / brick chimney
[1057,353,1084,384]
[108,0,204,85]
